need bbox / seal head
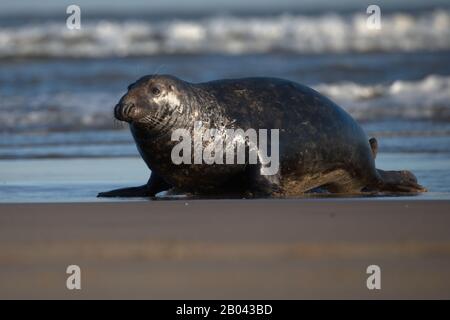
[114,75,191,136]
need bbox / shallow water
[0,152,449,203]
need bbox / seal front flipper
[245,164,282,198]
[97,172,171,198]
[97,184,153,197]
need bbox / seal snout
[114,102,137,122]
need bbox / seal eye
[151,86,161,96]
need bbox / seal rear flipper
[376,169,427,193]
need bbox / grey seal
[98,75,426,198]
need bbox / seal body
[98,75,425,198]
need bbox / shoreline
[1,199,450,299]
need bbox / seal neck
[187,84,228,129]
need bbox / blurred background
[0,0,449,201]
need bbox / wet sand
[1,199,450,299]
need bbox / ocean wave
[0,9,449,57]
[0,91,123,132]
[315,74,450,121]
[1,75,449,133]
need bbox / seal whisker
[138,114,168,130]
[153,64,166,77]
[113,118,126,129]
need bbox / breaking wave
[315,74,450,121]
[0,9,449,58]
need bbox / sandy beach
[1,199,449,299]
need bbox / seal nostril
[115,103,136,121]
[124,103,135,116]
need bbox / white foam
[315,74,450,121]
[0,9,449,57]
